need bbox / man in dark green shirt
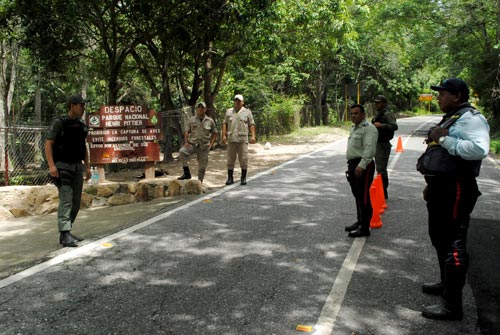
[372,95,398,199]
[45,94,91,247]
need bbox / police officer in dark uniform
[420,79,490,320]
[371,95,398,199]
[344,104,378,238]
[45,94,91,247]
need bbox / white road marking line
[314,238,366,335]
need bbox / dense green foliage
[1,0,500,157]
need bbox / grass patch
[491,140,500,154]
[264,125,349,143]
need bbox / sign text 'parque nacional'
[87,105,163,164]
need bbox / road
[0,116,498,335]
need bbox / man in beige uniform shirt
[344,104,378,237]
[222,94,256,185]
[177,102,217,183]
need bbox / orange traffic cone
[375,174,387,211]
[370,185,383,229]
[395,136,404,153]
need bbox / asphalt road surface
[0,116,498,335]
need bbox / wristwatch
[438,136,446,145]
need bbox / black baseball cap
[67,94,89,105]
[430,78,469,100]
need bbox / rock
[107,193,136,206]
[127,182,138,194]
[10,207,31,218]
[84,185,98,196]
[25,185,58,208]
[80,192,94,209]
[180,180,203,195]
[91,197,108,208]
[167,180,181,197]
[96,184,120,198]
[34,199,58,215]
[0,206,15,220]
[135,183,150,201]
[150,183,165,199]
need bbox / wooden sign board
[87,105,163,164]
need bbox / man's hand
[48,165,59,178]
[355,166,364,177]
[85,166,92,180]
[429,126,448,142]
[373,121,382,128]
[250,137,256,144]
[222,134,227,145]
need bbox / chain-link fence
[0,126,50,186]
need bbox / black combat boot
[178,166,192,180]
[240,169,247,185]
[225,169,234,185]
[60,231,78,247]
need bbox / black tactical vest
[53,117,88,163]
[372,110,395,143]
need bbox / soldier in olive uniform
[371,95,398,199]
[344,104,378,238]
[177,102,217,183]
[45,94,91,247]
[221,94,256,185]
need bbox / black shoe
[60,232,78,247]
[345,222,360,232]
[422,282,444,295]
[240,177,247,185]
[69,232,84,242]
[348,227,370,238]
[422,303,463,321]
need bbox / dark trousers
[375,141,391,197]
[347,159,375,231]
[425,173,480,306]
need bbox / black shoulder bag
[416,108,472,175]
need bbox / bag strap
[439,107,474,129]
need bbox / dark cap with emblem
[430,78,469,101]
[373,95,387,103]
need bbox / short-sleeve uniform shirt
[223,107,255,143]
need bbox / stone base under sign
[0,179,205,219]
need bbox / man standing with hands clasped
[344,104,378,238]
[372,95,398,199]
[45,94,91,248]
[221,94,256,186]
[420,78,490,320]
[177,102,217,183]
